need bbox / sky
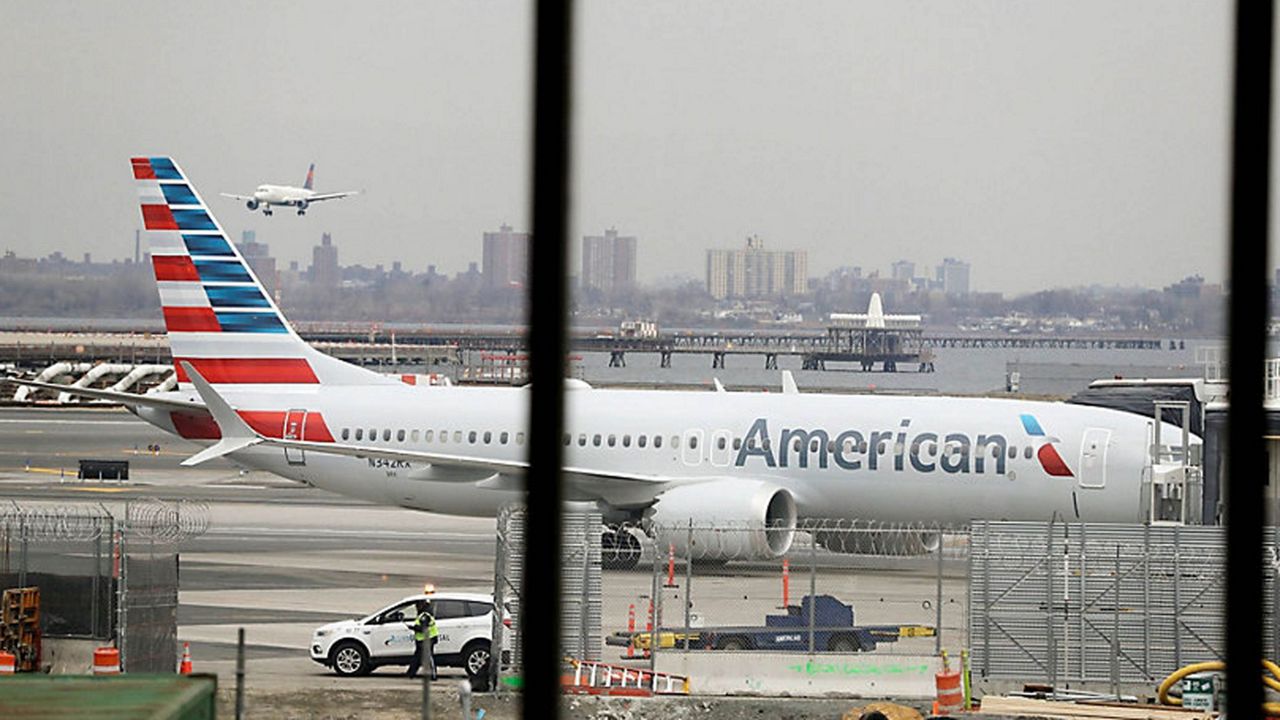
[0,1,1238,295]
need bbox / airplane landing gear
[263,208,273,217]
[297,209,306,216]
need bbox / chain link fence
[594,520,965,675]
[969,520,1278,687]
[0,500,208,673]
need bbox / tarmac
[0,406,966,718]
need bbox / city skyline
[0,2,1240,295]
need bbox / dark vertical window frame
[525,0,572,717]
[1226,0,1270,716]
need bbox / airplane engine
[297,199,309,210]
[645,479,796,562]
[245,199,259,210]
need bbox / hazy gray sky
[0,1,1234,295]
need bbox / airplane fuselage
[141,383,1163,525]
[253,184,313,207]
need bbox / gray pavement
[0,406,968,705]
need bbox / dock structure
[0,293,1172,379]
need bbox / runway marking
[20,467,70,476]
[69,486,129,493]
[204,527,491,541]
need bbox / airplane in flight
[220,163,359,216]
[13,157,1200,565]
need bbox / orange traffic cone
[179,642,192,674]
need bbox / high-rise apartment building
[705,236,807,300]
[312,232,340,288]
[581,228,637,295]
[236,230,277,294]
[482,224,530,290]
[891,260,916,282]
[937,257,971,296]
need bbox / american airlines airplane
[220,163,359,216]
[15,157,1199,564]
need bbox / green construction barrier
[0,674,216,719]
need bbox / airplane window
[792,438,802,452]
[1024,446,1033,459]
[517,432,525,445]
[355,428,363,441]
[500,432,508,444]
[654,435,663,449]
[734,438,742,451]
[578,434,587,446]
[1008,445,1016,459]
[425,430,434,442]
[671,435,679,449]
[843,439,854,452]
[369,428,377,441]
[689,435,699,449]
[607,434,616,447]
[593,434,602,447]
[341,428,350,441]
[638,435,647,448]
[717,437,726,450]
[562,433,570,445]
[440,431,448,444]
[622,435,631,447]
[747,437,756,450]
[397,429,406,442]
[411,430,419,442]
[453,431,463,443]
[383,429,392,442]
[469,431,477,444]
[484,431,492,444]
[894,442,904,455]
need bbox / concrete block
[657,652,942,698]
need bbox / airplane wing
[304,190,361,203]
[7,377,205,412]
[219,193,254,201]
[178,361,663,483]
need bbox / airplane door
[710,429,732,467]
[1077,428,1109,489]
[682,429,704,467]
[283,409,307,466]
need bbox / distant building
[936,257,970,296]
[705,235,807,300]
[581,227,637,295]
[482,224,530,290]
[891,260,915,282]
[312,232,340,288]
[236,230,277,294]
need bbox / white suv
[310,592,496,687]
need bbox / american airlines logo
[734,414,1073,477]
[1019,413,1073,477]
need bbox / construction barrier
[0,650,15,675]
[92,647,120,675]
[934,667,962,715]
[563,658,689,696]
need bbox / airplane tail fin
[303,163,315,190]
[131,156,393,388]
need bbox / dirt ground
[215,687,930,720]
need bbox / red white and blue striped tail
[132,156,393,388]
